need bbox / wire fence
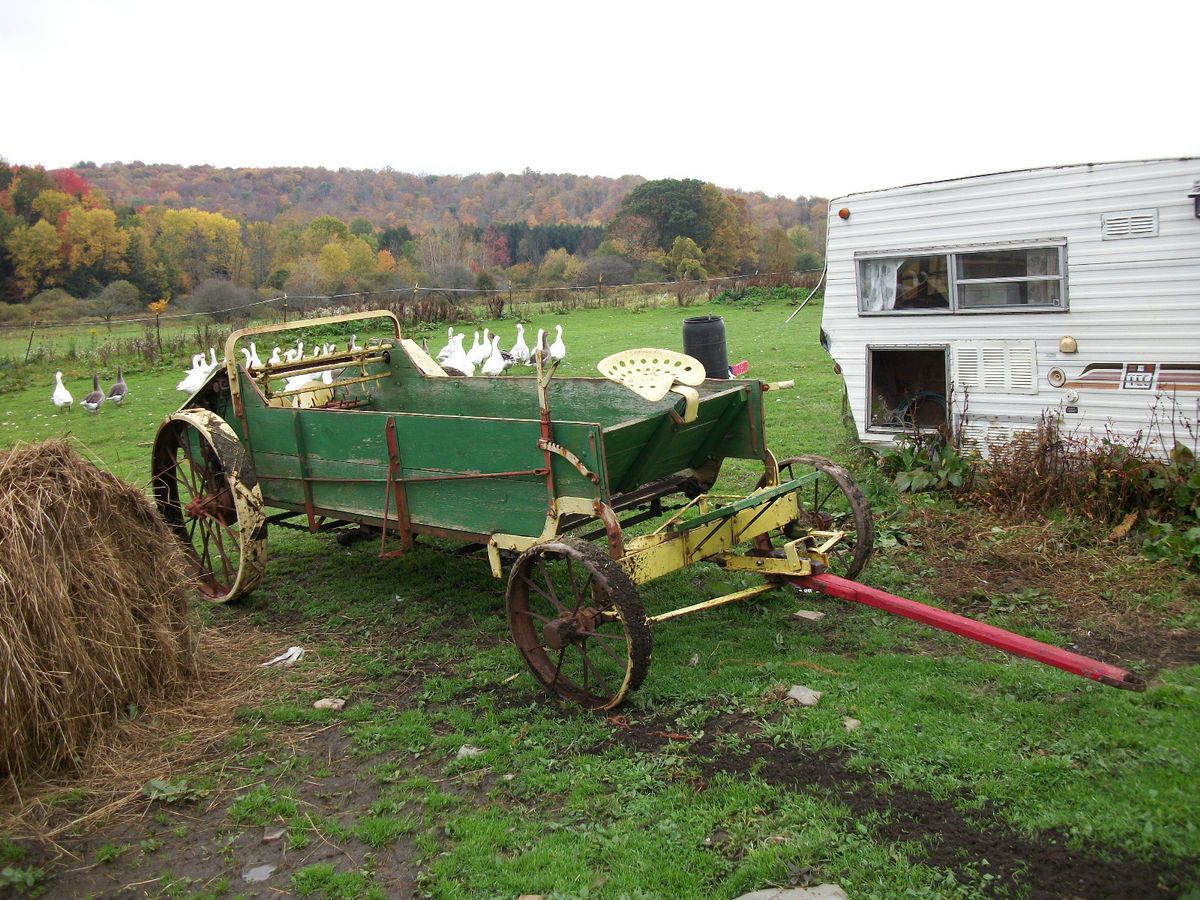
[0,268,825,337]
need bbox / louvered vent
[952,342,1038,395]
[958,419,1037,457]
[1102,208,1158,240]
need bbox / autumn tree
[155,208,243,291]
[537,248,582,286]
[667,237,707,281]
[9,168,55,220]
[30,190,79,225]
[759,226,794,275]
[305,215,350,252]
[598,214,658,262]
[611,179,710,251]
[6,219,62,298]
[62,207,130,293]
[701,187,756,275]
[317,242,351,293]
[378,224,414,259]
[349,217,377,249]
[344,236,377,282]
[245,221,276,288]
[609,180,756,277]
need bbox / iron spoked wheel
[152,410,267,602]
[507,537,651,710]
[774,455,874,578]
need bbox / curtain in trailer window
[859,259,902,311]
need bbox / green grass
[1,293,1197,898]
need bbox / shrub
[186,279,256,323]
[29,288,83,323]
[976,416,1192,524]
[0,302,31,325]
[91,279,140,328]
[877,430,975,493]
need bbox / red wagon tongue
[791,572,1146,692]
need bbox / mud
[610,711,1198,899]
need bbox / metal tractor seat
[597,348,706,423]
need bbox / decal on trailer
[1064,363,1200,392]
[1121,363,1157,391]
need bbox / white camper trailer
[820,158,1200,455]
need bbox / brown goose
[107,366,128,405]
[82,373,104,413]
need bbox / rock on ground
[786,684,823,707]
[734,885,848,900]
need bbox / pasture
[0,294,1196,898]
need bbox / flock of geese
[49,323,567,412]
[435,324,566,377]
[51,368,127,413]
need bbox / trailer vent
[959,419,1037,455]
[952,342,1038,395]
[1102,208,1158,240]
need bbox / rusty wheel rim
[507,539,649,710]
[780,455,873,578]
[755,455,874,579]
[153,420,245,600]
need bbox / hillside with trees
[0,160,827,322]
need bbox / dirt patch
[895,505,1199,673]
[22,728,423,899]
[1067,626,1200,673]
[609,711,1197,899]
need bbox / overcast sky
[1,0,1192,200]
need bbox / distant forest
[73,163,826,236]
[0,161,828,323]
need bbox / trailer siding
[822,159,1200,452]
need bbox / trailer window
[859,255,950,312]
[955,247,1063,309]
[857,242,1066,314]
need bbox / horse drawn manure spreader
[152,311,1145,709]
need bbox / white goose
[200,347,218,376]
[481,335,507,377]
[509,324,530,365]
[52,371,73,412]
[443,333,475,377]
[435,327,457,362]
[548,325,566,363]
[527,328,546,366]
[269,347,282,366]
[239,343,262,370]
[465,330,487,367]
[176,354,208,393]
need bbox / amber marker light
[838,207,851,220]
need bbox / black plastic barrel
[682,315,728,379]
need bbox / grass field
[1,294,1197,899]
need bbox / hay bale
[0,440,197,780]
